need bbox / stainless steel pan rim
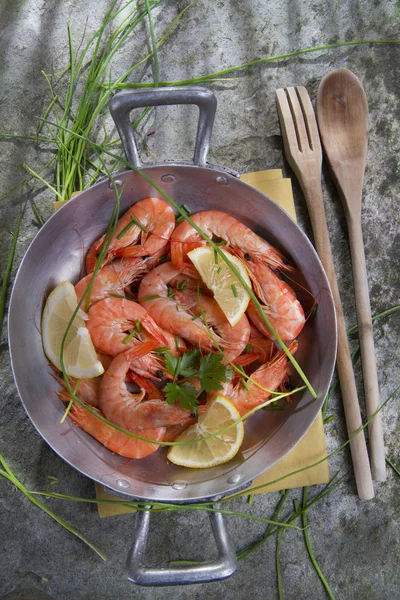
[8,87,337,585]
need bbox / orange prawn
[86,197,175,272]
[170,210,294,277]
[241,254,305,341]
[76,252,163,307]
[219,340,298,416]
[87,298,169,379]
[99,347,200,431]
[138,262,222,353]
[173,288,250,361]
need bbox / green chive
[231,284,238,297]
[123,330,136,344]
[217,266,223,274]
[117,215,147,239]
[159,253,169,263]
[109,292,125,299]
[214,249,218,264]
[0,212,21,337]
[32,201,45,227]
[135,319,141,333]
[245,343,251,353]
[181,203,191,215]
[311,303,319,317]
[152,346,171,354]
[386,457,400,477]
[174,334,179,351]
[323,415,335,424]
[301,488,336,600]
[140,294,160,301]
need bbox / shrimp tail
[124,340,160,362]
[67,402,165,459]
[142,316,170,346]
[115,245,148,258]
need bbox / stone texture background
[0,1,399,599]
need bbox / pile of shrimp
[57,197,307,461]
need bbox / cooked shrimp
[100,347,200,431]
[173,288,250,361]
[170,210,294,276]
[247,324,277,363]
[67,402,165,459]
[87,298,169,379]
[241,254,305,341]
[53,370,101,408]
[138,262,222,352]
[86,197,175,272]
[76,252,163,307]
[219,340,298,416]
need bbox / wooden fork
[276,86,374,500]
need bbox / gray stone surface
[0,1,399,599]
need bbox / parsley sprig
[163,349,233,412]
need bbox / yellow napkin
[95,169,329,517]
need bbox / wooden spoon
[316,68,386,481]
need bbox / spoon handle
[300,178,374,500]
[347,216,386,481]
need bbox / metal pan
[8,87,337,586]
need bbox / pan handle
[109,86,217,168]
[125,504,237,586]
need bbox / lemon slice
[167,395,244,468]
[188,246,251,326]
[41,281,104,378]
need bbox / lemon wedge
[167,395,244,468]
[188,246,251,326]
[41,281,104,379]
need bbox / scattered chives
[245,343,251,353]
[179,279,187,291]
[117,215,147,240]
[123,330,136,344]
[174,334,179,351]
[109,292,125,298]
[153,346,170,354]
[0,212,21,337]
[231,284,238,297]
[214,249,218,264]
[181,203,191,215]
[140,294,160,301]
[323,415,335,425]
[217,266,223,274]
[135,319,141,333]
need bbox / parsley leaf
[165,353,179,377]
[198,353,233,393]
[164,382,199,410]
[162,350,232,410]
[178,349,201,378]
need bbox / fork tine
[296,86,322,155]
[285,87,310,153]
[276,88,299,167]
